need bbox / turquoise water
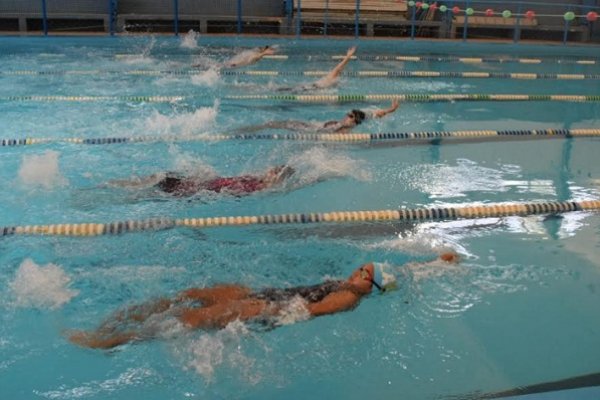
[0,35,600,399]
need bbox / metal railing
[0,0,598,44]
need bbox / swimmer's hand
[346,46,357,57]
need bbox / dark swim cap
[156,176,183,193]
[349,109,366,125]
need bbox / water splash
[175,321,263,383]
[18,150,67,189]
[166,146,218,178]
[180,30,200,49]
[363,228,465,257]
[191,68,220,87]
[288,147,372,186]
[117,37,157,66]
[9,259,79,310]
[143,100,219,136]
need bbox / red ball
[429,4,437,11]
[485,9,494,17]
[415,1,422,8]
[525,10,536,20]
[587,11,598,22]
[452,6,460,14]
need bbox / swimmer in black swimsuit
[69,253,460,349]
[231,99,399,134]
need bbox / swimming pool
[1,35,600,399]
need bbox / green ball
[564,11,575,21]
[421,3,429,10]
[466,8,474,15]
[439,5,447,12]
[408,1,415,7]
[502,10,512,18]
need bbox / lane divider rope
[1,94,598,104]
[327,55,598,65]
[109,54,598,64]
[0,95,184,102]
[225,94,600,103]
[2,200,598,237]
[2,128,599,147]
[2,69,599,80]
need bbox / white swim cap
[372,262,397,292]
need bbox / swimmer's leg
[69,330,138,349]
[178,299,267,329]
[96,298,174,334]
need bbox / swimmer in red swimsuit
[155,165,295,197]
[68,253,460,349]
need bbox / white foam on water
[190,67,221,87]
[143,100,219,136]
[362,227,464,256]
[176,320,262,383]
[118,36,156,66]
[180,30,200,49]
[165,146,218,179]
[18,150,68,189]
[288,147,372,186]
[9,259,79,310]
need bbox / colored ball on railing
[564,11,575,21]
[429,3,437,11]
[466,8,474,16]
[485,9,494,17]
[586,11,598,22]
[421,3,430,10]
[415,1,422,8]
[502,10,512,18]
[439,5,447,12]
[408,1,415,7]
[452,6,460,14]
[525,10,536,20]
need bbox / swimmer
[280,46,357,92]
[109,165,295,198]
[68,253,459,349]
[232,99,399,134]
[222,45,277,68]
[192,46,276,69]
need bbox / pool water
[0,35,599,400]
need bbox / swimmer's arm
[306,290,361,317]
[371,99,400,118]
[328,46,356,79]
